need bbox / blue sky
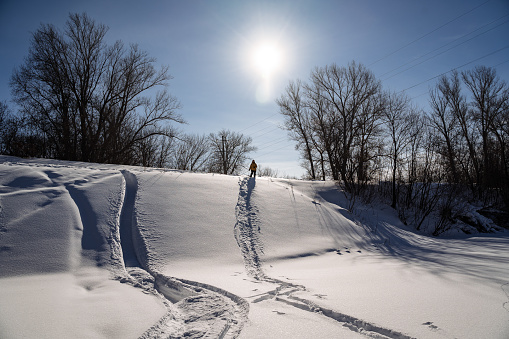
[1,0,508,177]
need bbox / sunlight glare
[251,42,282,79]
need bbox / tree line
[0,13,255,175]
[133,129,256,175]
[277,61,509,233]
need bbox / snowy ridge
[234,177,415,339]
[1,156,508,339]
[119,170,249,338]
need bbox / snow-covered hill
[0,155,508,338]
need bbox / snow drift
[0,155,508,338]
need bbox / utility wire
[245,123,276,137]
[380,13,509,79]
[252,125,284,139]
[409,57,509,103]
[399,44,509,93]
[383,19,509,81]
[246,124,281,138]
[256,137,291,151]
[238,113,279,133]
[369,0,491,67]
[256,135,288,148]
[256,142,295,159]
[494,58,509,67]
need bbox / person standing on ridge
[249,160,257,178]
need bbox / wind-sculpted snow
[233,177,416,338]
[1,156,509,339]
[65,182,105,252]
[0,158,165,338]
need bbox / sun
[251,41,282,79]
[242,37,286,103]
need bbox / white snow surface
[0,155,508,339]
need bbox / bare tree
[383,91,414,208]
[10,13,183,165]
[429,73,461,184]
[277,80,316,179]
[278,61,384,187]
[0,101,12,154]
[462,66,508,189]
[309,61,382,191]
[208,130,256,175]
[492,97,509,208]
[353,91,385,187]
[305,78,339,180]
[257,165,279,178]
[277,61,509,227]
[172,134,210,171]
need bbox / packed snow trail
[234,177,414,339]
[234,177,264,279]
[119,170,142,268]
[127,170,249,338]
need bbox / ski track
[119,170,142,268]
[234,177,264,280]
[119,170,248,339]
[0,160,421,338]
[235,176,415,339]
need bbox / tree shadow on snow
[373,220,509,284]
[311,185,509,284]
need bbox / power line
[256,135,288,148]
[383,19,509,82]
[399,44,509,93]
[246,124,280,138]
[494,58,509,67]
[256,136,291,151]
[409,91,429,102]
[380,14,509,80]
[238,113,279,133]
[252,125,283,139]
[408,57,509,103]
[256,142,295,159]
[369,0,491,67]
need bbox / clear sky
[1,0,508,177]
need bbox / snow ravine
[0,155,508,339]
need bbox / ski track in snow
[119,170,142,268]
[235,177,415,339]
[4,158,506,338]
[118,170,248,339]
[45,164,248,338]
[234,177,264,279]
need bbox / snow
[0,155,508,339]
